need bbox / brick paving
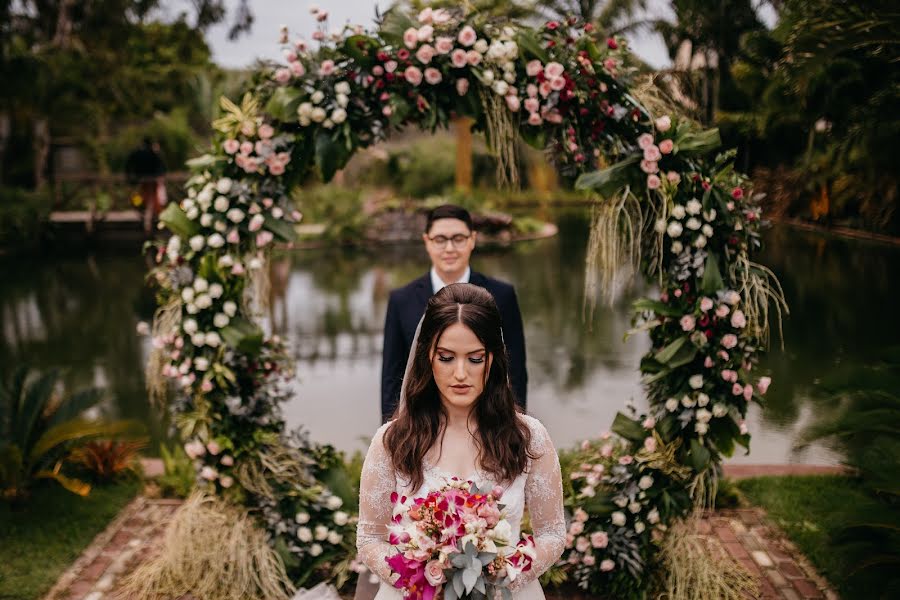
[44,464,844,600]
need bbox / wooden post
[454,116,473,191]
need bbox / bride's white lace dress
[356,414,566,600]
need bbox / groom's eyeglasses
[427,233,471,248]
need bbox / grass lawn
[0,479,141,600]
[736,474,887,599]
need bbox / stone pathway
[44,465,843,600]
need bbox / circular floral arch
[143,6,786,599]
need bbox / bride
[356,283,566,599]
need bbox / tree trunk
[33,118,50,189]
[454,116,473,191]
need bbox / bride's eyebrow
[436,346,485,354]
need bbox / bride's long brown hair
[383,283,535,491]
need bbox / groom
[381,204,528,423]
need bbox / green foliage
[68,439,147,483]
[293,184,367,243]
[156,443,196,498]
[0,367,144,501]
[104,109,200,174]
[0,187,53,249]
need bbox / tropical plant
[797,348,900,598]
[0,367,143,501]
[69,438,147,483]
[155,442,196,499]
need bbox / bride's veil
[393,315,425,420]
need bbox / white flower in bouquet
[671,241,684,254]
[272,207,284,219]
[223,301,237,317]
[200,466,218,480]
[628,501,642,514]
[689,374,704,389]
[248,256,264,270]
[612,511,627,526]
[614,496,628,508]
[322,119,335,129]
[200,213,213,228]
[314,525,328,541]
[218,254,234,268]
[191,332,206,346]
[189,235,205,251]
[696,408,712,423]
[311,107,327,122]
[695,422,709,435]
[638,475,654,490]
[697,392,710,407]
[671,204,686,219]
[667,221,683,238]
[309,543,323,557]
[335,81,351,95]
[183,318,198,334]
[298,102,313,117]
[195,294,212,309]
[181,287,195,303]
[634,521,646,534]
[336,93,349,108]
[681,394,695,408]
[686,199,702,215]
[197,187,213,205]
[213,313,230,328]
[327,531,343,545]
[704,209,717,221]
[325,495,343,510]
[600,559,615,572]
[654,219,666,233]
[194,357,210,371]
[214,221,227,233]
[214,178,232,195]
[702,224,713,237]
[723,290,741,305]
[296,512,310,524]
[205,332,221,347]
[694,234,707,248]
[686,217,701,230]
[208,283,223,299]
[492,80,509,96]
[665,397,678,411]
[712,404,728,418]
[193,277,208,292]
[311,90,325,104]
[474,38,488,54]
[333,511,349,526]
[186,206,200,221]
[207,234,225,248]
[226,208,245,223]
[332,108,347,124]
[214,195,230,212]
[489,518,513,546]
[185,303,198,315]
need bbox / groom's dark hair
[425,204,473,233]
[384,283,535,492]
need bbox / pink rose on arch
[382,105,393,116]
[505,95,521,112]
[385,60,398,73]
[466,50,481,66]
[659,139,674,154]
[643,416,656,429]
[700,297,714,312]
[450,48,467,68]
[575,536,590,553]
[417,7,433,24]
[424,67,442,85]
[667,171,681,184]
[655,115,672,132]
[644,437,657,453]
[435,36,453,54]
[716,304,730,318]
[226,229,240,244]
[319,59,335,76]
[372,65,384,76]
[600,443,613,457]
[647,174,662,189]
[417,25,434,42]
[527,112,542,125]
[550,76,566,91]
[256,231,274,247]
[640,159,659,174]
[680,315,696,332]
[637,133,655,150]
[539,80,553,97]
[283,50,297,62]
[403,27,419,49]
[721,334,738,349]
[274,68,291,84]
[526,60,543,77]
[732,382,744,396]
[415,44,435,64]
[731,310,747,328]
[206,440,221,455]
[743,384,754,400]
[721,369,737,383]
[524,98,539,113]
[591,531,609,548]
[312,30,325,41]
[290,61,305,76]
[458,25,476,47]
[526,83,538,97]
[600,559,615,572]
[757,376,772,394]
[718,350,730,361]
[545,110,563,124]
[404,66,423,86]
[544,61,565,79]
[239,141,253,155]
[569,521,584,535]
[583,554,596,567]
[704,356,714,368]
[619,455,634,465]
[223,139,240,154]
[455,78,469,95]
[644,145,662,162]
[269,163,285,176]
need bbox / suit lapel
[413,273,431,307]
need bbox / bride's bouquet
[385,478,537,600]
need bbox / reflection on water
[2,215,897,464]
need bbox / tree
[537,0,650,36]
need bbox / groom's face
[423,218,475,280]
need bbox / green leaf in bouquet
[159,203,199,239]
[185,153,225,170]
[700,252,725,295]
[474,575,487,595]
[445,582,459,600]
[612,412,646,443]
[342,34,379,68]
[220,318,264,355]
[452,571,465,597]
[378,8,418,46]
[633,297,683,318]
[674,127,721,156]
[688,438,711,472]
[265,86,303,123]
[654,336,689,365]
[574,155,641,197]
[515,30,548,62]
[264,214,299,243]
[657,414,681,443]
[451,552,469,569]
[581,490,616,515]
[462,567,479,594]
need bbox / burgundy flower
[699,314,710,328]
[585,23,594,32]
[732,187,744,200]
[397,49,410,60]
[704,329,714,340]
[607,37,618,49]
[546,20,559,30]
[702,181,711,191]
[377,51,389,62]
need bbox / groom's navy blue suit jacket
[380,271,528,422]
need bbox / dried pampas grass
[118,492,295,600]
[147,297,181,405]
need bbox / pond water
[3,212,897,465]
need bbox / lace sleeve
[513,416,566,590]
[356,423,397,585]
